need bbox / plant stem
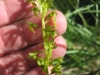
[41,16,49,75]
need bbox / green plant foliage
[27,22,38,33]
[27,0,63,75]
[53,0,100,75]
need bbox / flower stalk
[27,0,63,75]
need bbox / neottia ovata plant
[27,0,63,75]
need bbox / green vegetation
[53,0,100,75]
[27,0,62,75]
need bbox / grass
[53,0,100,75]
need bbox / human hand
[0,0,67,75]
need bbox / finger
[0,44,42,75]
[0,0,33,26]
[24,67,46,75]
[0,36,66,75]
[52,36,67,59]
[24,36,67,60]
[0,10,67,57]
[48,10,67,35]
[0,51,35,75]
[0,16,42,57]
[24,66,55,75]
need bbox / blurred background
[52,0,100,75]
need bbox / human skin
[0,0,67,75]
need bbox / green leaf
[29,52,38,59]
[51,57,63,65]
[27,22,38,33]
[51,65,61,74]
[31,8,40,16]
[27,22,38,27]
[46,11,57,28]
[37,60,42,66]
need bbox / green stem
[42,17,49,75]
[42,18,47,54]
